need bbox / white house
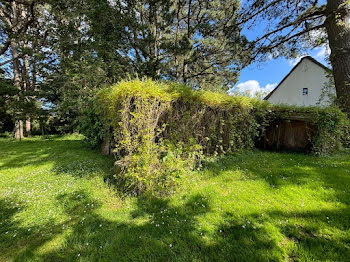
[264,56,335,106]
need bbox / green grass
[0,135,349,261]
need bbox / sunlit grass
[0,136,349,261]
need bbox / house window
[303,88,308,95]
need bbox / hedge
[84,79,349,196]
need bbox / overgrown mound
[84,79,348,196]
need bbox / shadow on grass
[202,150,350,205]
[0,138,114,180]
[40,192,215,261]
[36,192,287,261]
[1,138,350,261]
[3,190,349,261]
[0,198,65,261]
[214,207,350,262]
[0,139,80,169]
[267,208,350,261]
[0,185,284,261]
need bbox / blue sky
[233,47,330,96]
[232,0,330,96]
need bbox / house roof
[264,56,330,100]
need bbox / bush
[94,79,348,196]
[79,101,106,149]
[97,79,259,195]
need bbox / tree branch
[265,24,325,50]
[253,12,324,44]
[0,41,11,55]
[237,0,284,26]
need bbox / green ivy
[92,79,349,196]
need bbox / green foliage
[0,73,16,133]
[1,0,247,137]
[99,80,178,195]
[49,57,110,134]
[79,103,106,149]
[96,79,261,195]
[114,0,245,88]
[312,107,348,153]
[94,79,348,196]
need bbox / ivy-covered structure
[83,79,349,195]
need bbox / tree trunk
[182,0,192,85]
[325,0,350,116]
[14,120,23,140]
[23,46,31,137]
[175,7,180,81]
[40,121,45,136]
[9,1,24,139]
[25,116,31,136]
[22,6,32,137]
[10,40,24,139]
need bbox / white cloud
[308,29,327,42]
[265,83,278,91]
[288,44,330,66]
[265,53,274,61]
[288,56,303,66]
[108,0,117,6]
[315,45,331,59]
[230,80,277,97]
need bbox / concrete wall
[266,58,335,106]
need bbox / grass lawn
[0,135,349,261]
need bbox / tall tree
[0,69,15,133]
[1,0,248,136]
[169,0,247,89]
[44,0,121,133]
[1,0,113,136]
[238,0,350,115]
[0,0,37,138]
[120,0,246,89]
[324,0,350,115]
